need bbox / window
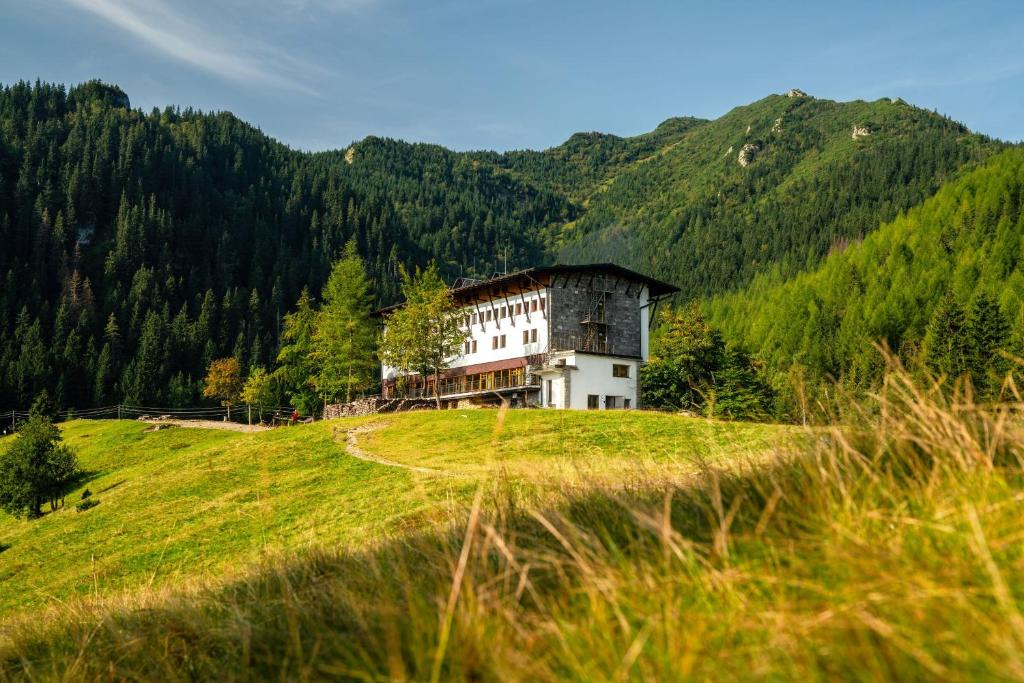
[492,336,499,350]
[522,330,530,344]
[471,340,477,353]
[516,303,522,316]
[531,300,538,312]
[606,395,623,409]
[623,398,631,409]
[546,379,553,406]
[587,394,599,410]
[500,306,507,319]
[499,334,506,348]
[486,310,492,322]
[464,341,471,355]
[471,313,478,325]
[531,329,538,343]
[612,364,630,378]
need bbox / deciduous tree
[379,265,467,407]
[202,357,243,419]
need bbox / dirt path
[145,419,269,433]
[335,422,441,474]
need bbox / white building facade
[379,264,678,409]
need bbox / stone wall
[323,397,436,419]
[548,273,643,358]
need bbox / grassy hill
[3,376,1024,680]
[0,412,791,616]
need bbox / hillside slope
[0,412,790,615]
[706,147,1024,389]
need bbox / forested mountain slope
[0,79,1008,411]
[561,93,1003,296]
[0,81,569,409]
[707,148,1024,392]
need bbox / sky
[1,0,1022,152]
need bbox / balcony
[549,334,612,355]
[386,368,539,399]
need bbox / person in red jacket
[290,408,299,425]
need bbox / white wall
[639,286,650,362]
[563,353,640,410]
[382,288,549,380]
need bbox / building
[378,263,679,409]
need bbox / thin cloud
[62,0,319,94]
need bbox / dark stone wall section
[547,272,644,358]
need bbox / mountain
[707,147,1024,394]
[0,79,1009,410]
[558,92,1003,296]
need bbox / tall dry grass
[3,367,1024,681]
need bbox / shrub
[75,499,98,513]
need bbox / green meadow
[0,411,788,616]
[2,388,1023,681]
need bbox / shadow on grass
[0,451,834,681]
[96,479,126,495]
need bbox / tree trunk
[434,369,441,408]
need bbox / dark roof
[374,263,679,316]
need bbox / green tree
[922,295,972,382]
[0,410,79,519]
[273,289,320,416]
[311,241,378,404]
[202,357,243,419]
[705,350,774,422]
[966,293,1012,397]
[379,265,467,407]
[241,366,275,423]
[640,303,724,411]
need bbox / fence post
[117,404,122,420]
[248,404,251,425]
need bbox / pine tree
[311,241,379,404]
[273,289,319,415]
[922,295,972,381]
[966,293,1011,396]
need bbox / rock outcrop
[787,88,808,98]
[772,117,783,134]
[852,125,871,139]
[344,146,356,164]
[738,143,759,167]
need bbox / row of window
[462,296,546,327]
[462,329,539,355]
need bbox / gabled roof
[374,263,679,316]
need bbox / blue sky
[2,0,1022,151]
